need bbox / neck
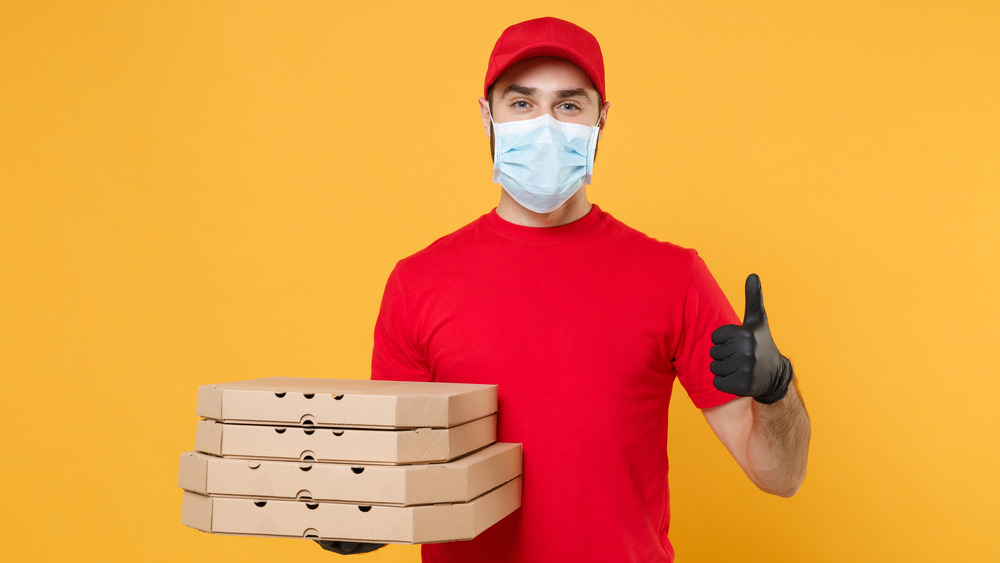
[496,189,592,227]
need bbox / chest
[410,246,685,404]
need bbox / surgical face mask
[491,112,601,214]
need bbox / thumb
[743,273,765,324]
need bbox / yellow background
[2,1,997,561]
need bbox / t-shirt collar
[482,204,605,244]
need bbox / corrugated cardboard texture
[193,415,497,464]
[180,476,522,544]
[178,443,522,505]
[197,378,497,428]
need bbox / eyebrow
[502,84,538,98]
[554,88,592,101]
[501,84,593,102]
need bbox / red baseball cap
[484,17,606,102]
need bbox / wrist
[754,357,793,404]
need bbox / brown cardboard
[196,377,497,429]
[193,415,497,464]
[178,443,522,506]
[181,476,521,544]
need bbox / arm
[703,380,810,497]
[705,274,811,497]
[371,265,433,382]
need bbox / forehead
[492,56,597,96]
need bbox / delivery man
[319,16,811,562]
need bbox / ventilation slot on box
[254,501,267,508]
[351,467,365,475]
[299,452,316,471]
[274,392,286,398]
[303,393,315,399]
[333,394,344,401]
[306,503,319,510]
[296,490,313,501]
[332,430,344,437]
[247,460,261,470]
[274,428,286,434]
[358,506,372,513]
[303,528,320,539]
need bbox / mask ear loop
[584,111,605,184]
[488,107,503,181]
[489,107,499,172]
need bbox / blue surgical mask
[491,113,601,213]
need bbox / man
[320,16,810,562]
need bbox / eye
[512,100,531,109]
[558,102,581,112]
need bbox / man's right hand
[314,540,386,555]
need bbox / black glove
[314,540,386,555]
[710,273,793,404]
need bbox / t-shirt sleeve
[673,251,741,409]
[371,265,433,382]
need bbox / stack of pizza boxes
[179,377,522,544]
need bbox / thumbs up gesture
[710,274,793,404]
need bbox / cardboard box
[193,415,497,464]
[181,476,521,544]
[197,378,497,429]
[179,443,521,506]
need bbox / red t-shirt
[372,205,738,562]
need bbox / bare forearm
[745,378,811,497]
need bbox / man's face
[479,56,608,144]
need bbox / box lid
[193,415,496,465]
[178,443,521,506]
[196,378,497,429]
[181,476,522,544]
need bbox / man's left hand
[710,273,793,404]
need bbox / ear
[478,97,492,138]
[598,101,610,131]
[597,101,610,140]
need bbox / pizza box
[193,415,496,465]
[181,476,522,544]
[197,378,497,429]
[178,443,522,506]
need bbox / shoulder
[597,209,699,267]
[392,213,491,276]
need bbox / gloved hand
[710,273,793,404]
[314,540,386,555]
